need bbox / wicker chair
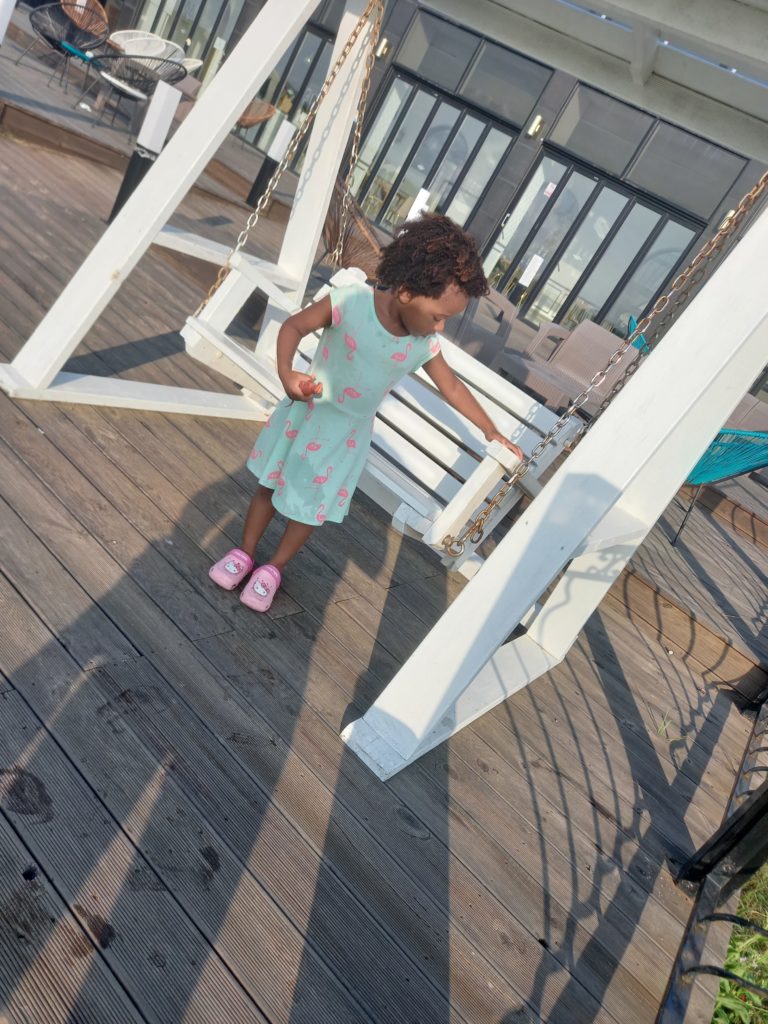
[89,54,186,127]
[321,177,383,280]
[17,1,109,92]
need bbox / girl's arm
[423,352,524,460]
[277,296,333,401]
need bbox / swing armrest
[484,440,541,499]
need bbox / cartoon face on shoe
[251,578,269,597]
[225,559,243,575]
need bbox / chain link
[193,0,384,317]
[441,168,768,558]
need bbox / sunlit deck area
[1,90,767,1024]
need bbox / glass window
[359,89,436,220]
[526,186,628,327]
[350,79,413,195]
[482,156,568,286]
[443,128,511,227]
[184,0,245,59]
[380,102,461,229]
[601,220,696,336]
[397,11,478,92]
[627,123,746,219]
[506,172,598,300]
[551,86,653,176]
[561,203,660,329]
[257,31,324,153]
[459,41,550,127]
[424,115,485,214]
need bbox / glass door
[484,153,698,331]
[353,73,514,229]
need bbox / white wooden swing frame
[1,0,767,779]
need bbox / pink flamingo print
[391,342,413,362]
[338,386,362,404]
[316,504,327,524]
[312,466,333,486]
[301,440,322,460]
[321,343,330,361]
[332,305,342,327]
[337,487,350,508]
[344,333,357,360]
[430,337,441,355]
[266,460,284,482]
[284,420,298,439]
[303,399,315,423]
[346,429,357,449]
[249,448,262,461]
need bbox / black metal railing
[656,700,768,1022]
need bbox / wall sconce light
[718,208,736,231]
[526,114,545,139]
[375,37,390,59]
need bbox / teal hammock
[673,427,768,544]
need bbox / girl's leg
[269,520,316,571]
[241,485,277,558]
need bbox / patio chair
[16,0,109,93]
[89,54,186,128]
[107,30,168,57]
[672,428,768,543]
[493,318,639,416]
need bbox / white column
[5,0,319,391]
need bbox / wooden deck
[0,124,764,1024]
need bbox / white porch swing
[1,0,766,779]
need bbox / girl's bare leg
[241,485,277,558]
[270,520,316,571]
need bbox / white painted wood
[3,0,318,390]
[341,201,768,778]
[341,635,560,779]
[573,501,648,556]
[0,367,269,419]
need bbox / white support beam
[1,0,318,393]
[630,23,658,85]
[341,199,768,779]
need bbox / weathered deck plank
[0,130,760,1024]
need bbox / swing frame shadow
[1,126,767,1022]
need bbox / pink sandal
[240,564,282,613]
[208,548,253,590]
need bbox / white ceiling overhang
[424,0,768,162]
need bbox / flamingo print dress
[246,282,441,526]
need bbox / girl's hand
[281,371,320,402]
[485,431,524,462]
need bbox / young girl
[209,214,523,611]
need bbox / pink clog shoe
[208,548,253,590]
[240,564,282,613]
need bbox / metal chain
[330,1,384,266]
[442,168,768,558]
[194,0,383,316]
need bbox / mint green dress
[246,282,442,525]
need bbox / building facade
[108,0,766,342]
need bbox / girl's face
[395,282,469,337]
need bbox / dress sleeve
[423,334,442,361]
[327,284,358,329]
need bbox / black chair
[16,1,109,93]
[87,54,187,128]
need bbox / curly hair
[376,213,488,299]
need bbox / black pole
[246,154,279,208]
[108,146,157,223]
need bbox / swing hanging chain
[330,1,384,267]
[194,0,384,316]
[442,168,768,558]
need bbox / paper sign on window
[519,254,544,287]
[543,182,557,197]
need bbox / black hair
[376,213,488,298]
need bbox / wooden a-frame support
[0,0,765,779]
